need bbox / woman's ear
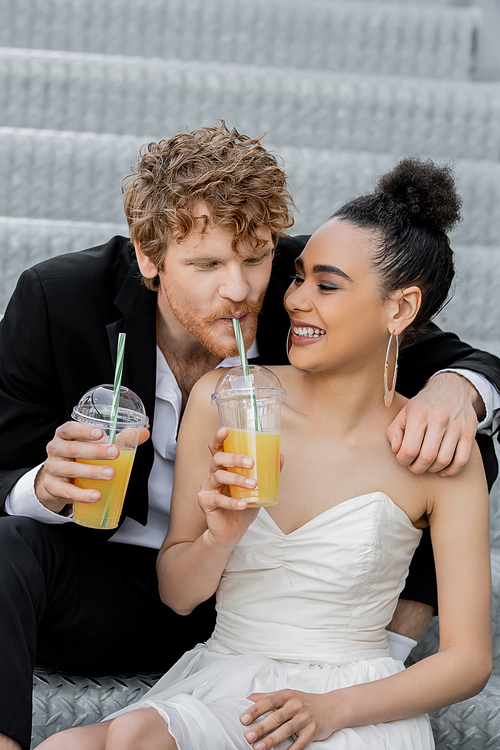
[386,286,422,336]
[134,241,158,280]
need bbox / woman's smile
[290,318,326,345]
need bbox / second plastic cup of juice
[211,365,285,507]
[72,384,148,529]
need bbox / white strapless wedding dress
[106,492,435,749]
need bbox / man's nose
[218,265,250,302]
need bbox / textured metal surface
[1,49,499,160]
[0,0,479,80]
[431,675,500,750]
[31,670,162,747]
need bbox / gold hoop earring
[384,333,399,407]
[286,327,293,357]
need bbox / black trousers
[0,516,215,750]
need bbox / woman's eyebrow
[295,256,352,282]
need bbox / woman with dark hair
[41,157,492,749]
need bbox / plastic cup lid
[72,384,149,428]
[211,365,286,402]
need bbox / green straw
[109,332,126,444]
[232,318,261,431]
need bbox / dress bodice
[211,492,422,666]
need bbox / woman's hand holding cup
[198,427,260,548]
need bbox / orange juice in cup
[71,384,148,529]
[212,366,285,507]
[74,446,137,528]
[223,429,280,507]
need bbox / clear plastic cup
[211,365,286,507]
[71,384,148,529]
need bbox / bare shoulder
[427,441,489,516]
[188,368,225,406]
[263,365,306,395]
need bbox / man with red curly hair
[0,123,499,750]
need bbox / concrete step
[1,128,500,243]
[0,217,127,314]
[361,0,454,4]
[0,0,480,80]
[1,49,499,161]
[3,213,499,363]
[434,244,500,354]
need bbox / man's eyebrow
[295,256,352,282]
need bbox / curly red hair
[123,122,295,290]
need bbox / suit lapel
[106,261,157,525]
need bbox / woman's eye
[291,274,304,285]
[318,283,338,291]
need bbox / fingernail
[91,492,100,501]
[440,472,447,478]
[237,501,247,508]
[246,731,256,741]
[241,713,251,725]
[103,468,113,478]
[245,478,256,487]
[107,446,118,457]
[254,743,265,750]
[243,458,253,467]
[92,428,102,438]
[391,438,396,448]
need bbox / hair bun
[376,157,461,233]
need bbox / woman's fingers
[244,701,310,750]
[240,690,332,750]
[199,468,255,512]
[211,449,254,472]
[209,429,254,470]
[209,468,256,490]
[208,427,229,456]
[200,490,249,513]
[203,451,255,494]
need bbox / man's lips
[217,313,250,326]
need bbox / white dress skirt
[105,492,435,749]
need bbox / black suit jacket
[1,235,499,533]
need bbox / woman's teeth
[293,326,326,338]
